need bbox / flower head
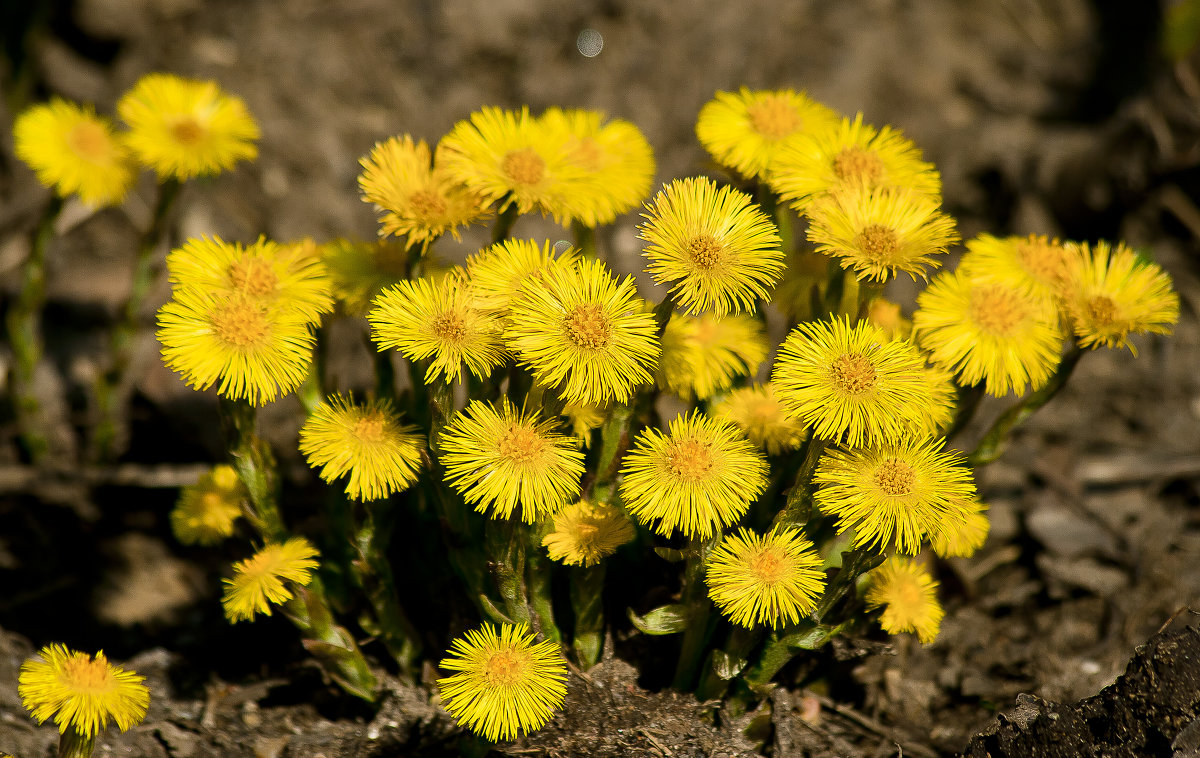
[542,500,635,566]
[299,395,424,501]
[506,258,659,405]
[695,87,839,180]
[930,496,990,559]
[170,464,246,545]
[119,72,258,179]
[562,401,608,445]
[13,98,136,206]
[437,624,568,742]
[368,273,506,385]
[866,297,912,341]
[705,528,826,629]
[807,186,958,283]
[19,645,150,738]
[813,437,977,554]
[865,557,943,644]
[222,537,319,623]
[619,411,768,539]
[466,239,579,317]
[440,400,584,522]
[1060,241,1178,354]
[657,312,768,400]
[639,177,783,316]
[711,383,807,456]
[157,289,317,405]
[957,233,1074,303]
[358,135,491,247]
[320,238,409,317]
[914,269,1063,397]
[771,318,932,447]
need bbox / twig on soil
[806,691,939,758]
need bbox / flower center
[1085,295,1119,329]
[890,577,923,613]
[665,438,714,483]
[484,649,524,687]
[409,189,447,219]
[875,458,916,497]
[211,299,269,348]
[573,522,600,547]
[832,147,884,184]
[501,148,546,186]
[564,304,611,350]
[497,423,547,465]
[571,137,604,172]
[748,547,787,585]
[854,224,900,264]
[430,311,467,344]
[67,121,112,163]
[352,413,386,444]
[171,117,205,145]
[867,299,903,335]
[1015,238,1068,285]
[829,353,877,395]
[746,96,801,139]
[228,258,278,298]
[61,655,114,693]
[686,234,726,270]
[968,284,1028,337]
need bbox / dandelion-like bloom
[19,645,150,739]
[358,135,491,247]
[299,395,424,501]
[118,72,258,179]
[1060,241,1179,354]
[368,273,506,384]
[166,236,333,323]
[562,401,608,444]
[914,269,1063,397]
[542,500,635,566]
[866,297,912,342]
[957,233,1075,303]
[539,107,656,226]
[619,411,768,539]
[771,318,932,447]
[769,114,942,211]
[170,464,246,546]
[466,238,579,316]
[639,177,784,316]
[657,312,767,400]
[806,186,958,283]
[222,537,319,623]
[705,528,826,629]
[440,400,584,522]
[439,106,585,224]
[320,238,409,317]
[13,98,136,206]
[865,557,944,644]
[930,496,990,559]
[437,624,567,742]
[712,384,807,456]
[506,259,659,405]
[914,364,958,439]
[695,87,839,180]
[157,289,316,405]
[813,437,977,554]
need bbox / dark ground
[2,1,1200,755]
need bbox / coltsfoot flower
[957,233,1074,302]
[19,644,150,740]
[299,395,424,501]
[466,238,579,317]
[711,384,807,456]
[320,238,409,317]
[437,624,568,742]
[170,464,246,545]
[542,500,635,566]
[865,557,944,644]
[222,537,320,623]
[705,528,826,629]
[656,312,767,400]
[930,496,990,559]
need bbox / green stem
[944,381,985,443]
[653,294,676,336]
[57,727,95,758]
[6,194,63,462]
[672,535,718,691]
[815,544,882,623]
[526,523,562,644]
[571,562,606,668]
[491,202,519,244]
[771,432,825,530]
[696,625,761,701]
[968,342,1084,466]
[572,220,597,260]
[485,518,533,626]
[287,578,379,702]
[354,499,422,670]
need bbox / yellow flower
[914,269,1063,397]
[358,135,491,247]
[299,394,424,501]
[368,272,506,385]
[19,644,149,738]
[813,437,977,554]
[166,236,333,324]
[771,318,932,447]
[439,106,585,224]
[639,177,784,316]
[711,383,806,456]
[957,233,1075,303]
[657,312,768,400]
[539,107,655,226]
[506,258,659,406]
[562,401,608,445]
[619,411,768,539]
[320,238,409,317]
[439,400,584,523]
[1060,241,1179,354]
[119,72,258,179]
[865,557,943,644]
[465,238,579,316]
[705,528,826,629]
[13,98,136,206]
[806,186,958,283]
[695,87,839,180]
[865,297,912,341]
[542,500,635,566]
[437,624,568,742]
[222,537,319,623]
[157,289,317,406]
[769,113,942,211]
[914,364,958,439]
[170,464,246,545]
[930,496,990,559]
